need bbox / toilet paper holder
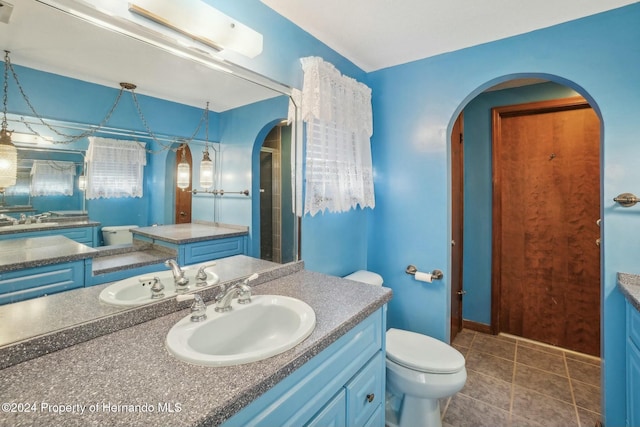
[405,265,444,280]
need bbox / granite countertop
[0,219,99,236]
[618,272,640,311]
[132,222,248,245]
[0,235,98,272]
[0,270,392,427]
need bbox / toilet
[344,270,467,427]
[101,225,138,246]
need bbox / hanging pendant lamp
[0,51,17,190]
[177,144,190,189]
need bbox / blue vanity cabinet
[0,260,86,304]
[222,306,386,427]
[134,234,247,265]
[627,302,640,426]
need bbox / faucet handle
[195,262,217,285]
[176,293,207,322]
[139,276,165,300]
[237,273,259,305]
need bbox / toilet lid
[386,328,465,374]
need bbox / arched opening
[448,75,603,424]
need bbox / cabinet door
[183,236,246,264]
[306,389,346,427]
[628,337,640,427]
[345,351,384,427]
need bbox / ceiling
[261,0,638,72]
[0,0,283,111]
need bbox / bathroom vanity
[0,219,100,246]
[132,222,249,265]
[0,263,391,426]
[618,273,640,426]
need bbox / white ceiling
[261,0,638,72]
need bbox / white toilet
[344,270,467,427]
[101,225,138,246]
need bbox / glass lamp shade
[177,161,191,189]
[199,149,214,189]
[78,175,87,191]
[0,130,17,189]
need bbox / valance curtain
[30,160,76,197]
[297,56,375,216]
[86,137,146,199]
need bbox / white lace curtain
[85,137,146,199]
[296,56,375,216]
[30,160,76,197]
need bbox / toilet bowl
[343,270,467,427]
[101,225,138,246]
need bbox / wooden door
[175,145,192,224]
[450,112,464,342]
[492,97,600,356]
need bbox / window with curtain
[30,160,76,196]
[296,56,375,216]
[85,137,146,199]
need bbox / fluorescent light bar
[128,0,263,58]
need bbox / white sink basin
[99,263,219,306]
[166,295,316,366]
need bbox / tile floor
[440,329,601,427]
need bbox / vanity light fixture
[78,174,87,191]
[0,50,17,190]
[177,144,190,189]
[128,0,263,58]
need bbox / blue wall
[367,5,640,425]
[462,82,580,325]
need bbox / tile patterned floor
[440,330,601,427]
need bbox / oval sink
[99,263,219,306]
[166,295,316,366]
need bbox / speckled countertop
[0,219,99,236]
[132,222,248,245]
[618,273,640,311]
[0,270,391,427]
[0,235,98,272]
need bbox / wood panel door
[175,145,192,224]
[492,97,600,356]
[450,112,464,342]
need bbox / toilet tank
[101,225,138,246]
[344,270,384,286]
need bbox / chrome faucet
[164,259,189,292]
[139,276,165,299]
[215,273,258,312]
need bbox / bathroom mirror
[0,0,300,347]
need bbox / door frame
[490,96,598,335]
[450,112,464,342]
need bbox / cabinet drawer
[182,236,246,264]
[58,227,94,245]
[0,261,85,304]
[346,351,384,427]
[305,389,346,427]
[628,303,640,349]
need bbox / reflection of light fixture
[78,174,86,191]
[199,102,214,189]
[0,50,17,190]
[177,145,190,189]
[199,146,214,189]
[128,0,263,58]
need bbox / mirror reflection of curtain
[30,160,76,196]
[86,137,146,199]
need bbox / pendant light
[176,144,190,189]
[199,103,214,189]
[0,51,17,190]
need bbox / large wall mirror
[0,0,300,347]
